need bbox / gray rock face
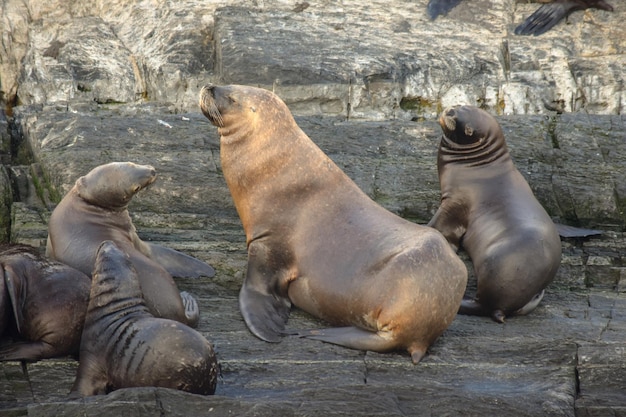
[0,0,625,416]
[1,0,624,116]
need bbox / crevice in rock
[155,389,166,417]
[574,345,581,397]
[545,114,560,149]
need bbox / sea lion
[46,162,215,327]
[71,240,218,396]
[515,0,614,36]
[428,105,562,323]
[0,244,91,361]
[199,84,467,364]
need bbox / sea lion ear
[464,125,474,137]
[250,106,256,113]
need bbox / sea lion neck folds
[85,241,150,325]
[437,106,509,168]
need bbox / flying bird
[514,0,614,36]
[427,0,614,37]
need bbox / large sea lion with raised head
[71,240,218,396]
[46,162,215,327]
[428,105,562,323]
[0,244,90,362]
[199,84,467,363]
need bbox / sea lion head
[76,162,156,210]
[438,106,503,148]
[199,84,295,138]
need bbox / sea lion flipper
[0,341,54,362]
[427,203,466,251]
[300,326,400,353]
[554,223,603,238]
[180,291,200,328]
[427,0,463,19]
[145,243,216,278]
[4,266,24,334]
[457,297,487,316]
[71,356,109,396]
[514,3,571,36]
[239,281,291,342]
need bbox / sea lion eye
[132,185,141,193]
[250,106,256,112]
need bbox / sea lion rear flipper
[145,243,216,278]
[299,326,414,359]
[4,266,25,334]
[555,223,603,238]
[180,291,200,328]
[514,3,571,36]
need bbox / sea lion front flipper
[427,201,467,251]
[514,3,572,36]
[144,242,216,278]
[180,291,200,328]
[555,223,603,238]
[71,354,109,397]
[239,242,292,343]
[427,0,463,19]
[4,266,25,334]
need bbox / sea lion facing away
[71,240,218,396]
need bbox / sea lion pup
[0,244,90,362]
[199,84,467,364]
[71,240,218,397]
[428,105,562,323]
[46,162,216,327]
[515,0,614,36]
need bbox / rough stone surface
[0,0,625,416]
[1,0,624,116]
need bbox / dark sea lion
[428,105,562,323]
[71,240,218,396]
[515,0,614,36]
[199,84,467,364]
[46,162,215,327]
[427,0,464,19]
[0,244,91,361]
